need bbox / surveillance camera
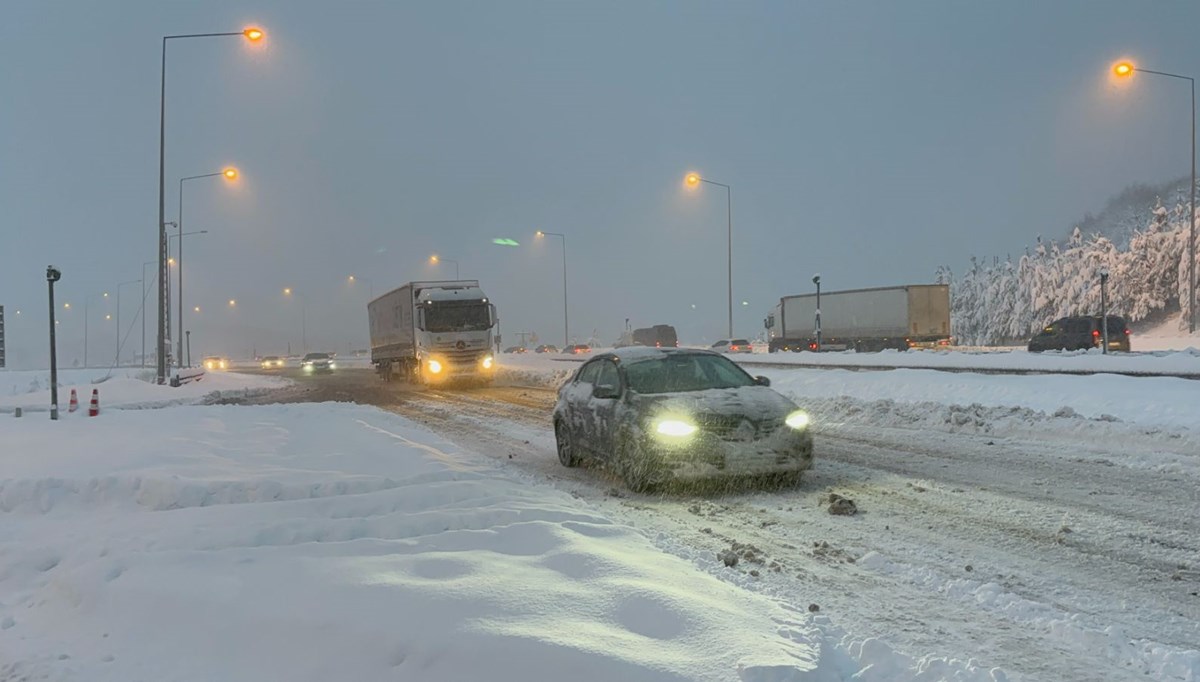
[46,266,61,282]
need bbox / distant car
[553,348,813,491]
[711,339,753,354]
[202,356,229,371]
[260,355,285,370]
[534,345,559,353]
[300,352,336,373]
[503,346,528,354]
[562,344,591,355]
[1028,316,1130,352]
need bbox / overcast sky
[3,0,1200,366]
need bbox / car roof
[599,347,720,363]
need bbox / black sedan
[300,352,336,373]
[553,348,813,491]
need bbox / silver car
[553,348,813,491]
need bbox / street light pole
[156,28,263,385]
[812,274,822,352]
[536,231,569,347]
[83,291,108,369]
[141,260,155,367]
[284,289,308,353]
[684,173,734,338]
[1100,268,1110,354]
[116,279,141,366]
[1113,62,1196,333]
[430,255,460,279]
[178,171,234,368]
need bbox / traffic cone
[87,389,100,417]
[68,389,78,413]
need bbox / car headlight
[785,410,810,430]
[303,364,314,372]
[328,363,336,370]
[428,359,443,374]
[654,418,698,439]
[482,355,494,369]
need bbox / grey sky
[3,0,1199,366]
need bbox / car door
[588,360,623,460]
[565,360,602,449]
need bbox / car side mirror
[593,383,620,399]
[754,376,771,387]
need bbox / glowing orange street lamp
[430,254,459,279]
[155,25,267,383]
[175,168,240,367]
[681,171,734,337]
[223,167,239,180]
[1108,58,1196,332]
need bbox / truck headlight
[481,355,494,369]
[654,418,698,439]
[785,410,810,429]
[428,359,443,374]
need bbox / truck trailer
[765,284,950,352]
[368,280,498,382]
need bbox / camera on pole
[46,266,62,420]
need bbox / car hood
[629,385,798,421]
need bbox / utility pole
[1100,268,1110,354]
[812,274,822,352]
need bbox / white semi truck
[368,280,498,383]
[765,284,950,352]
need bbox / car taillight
[1124,329,1131,335]
[731,345,739,351]
[655,342,661,348]
[1092,330,1100,337]
[809,343,817,350]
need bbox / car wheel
[555,419,580,467]
[616,431,660,493]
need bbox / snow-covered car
[534,344,559,353]
[202,356,229,371]
[259,355,285,369]
[710,339,753,354]
[300,352,335,373]
[503,346,528,354]
[562,344,591,355]
[552,348,813,490]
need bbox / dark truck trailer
[765,284,950,352]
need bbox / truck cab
[414,284,497,381]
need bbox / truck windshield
[423,303,491,332]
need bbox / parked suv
[1027,316,1130,352]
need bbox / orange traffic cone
[87,389,100,417]
[68,389,78,413]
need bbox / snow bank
[744,347,1200,377]
[0,367,288,413]
[0,404,859,680]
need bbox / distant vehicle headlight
[785,410,810,430]
[328,363,336,370]
[428,359,443,374]
[303,364,314,373]
[482,355,494,369]
[655,418,698,439]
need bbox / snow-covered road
[2,360,1198,681]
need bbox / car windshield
[423,302,491,332]
[731,339,750,346]
[304,353,329,360]
[623,354,755,394]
